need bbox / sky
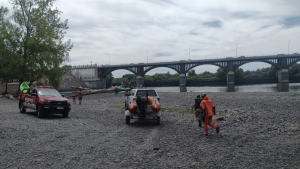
[1,0,300,77]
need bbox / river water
[151,83,300,93]
[60,83,300,96]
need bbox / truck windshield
[136,90,157,96]
[38,89,61,97]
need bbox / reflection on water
[151,83,300,93]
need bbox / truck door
[24,89,32,108]
[31,89,38,110]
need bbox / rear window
[136,90,157,96]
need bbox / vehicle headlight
[67,101,70,104]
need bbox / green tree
[215,68,227,79]
[106,73,114,84]
[1,0,72,87]
[187,69,197,77]
[267,65,277,77]
[289,63,300,77]
[235,68,244,78]
[145,75,154,81]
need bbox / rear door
[24,89,32,108]
[31,89,38,110]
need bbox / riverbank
[0,92,299,168]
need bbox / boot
[198,120,202,127]
[216,127,219,134]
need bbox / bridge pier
[136,76,144,87]
[277,69,289,92]
[227,71,235,92]
[179,74,187,92]
[97,78,106,88]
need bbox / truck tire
[19,102,26,113]
[62,112,69,117]
[125,101,128,110]
[37,105,45,118]
[126,116,130,124]
[156,117,160,125]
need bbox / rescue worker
[191,95,203,127]
[200,94,219,135]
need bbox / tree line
[110,64,300,84]
[0,0,72,94]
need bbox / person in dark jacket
[191,95,203,127]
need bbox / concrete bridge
[66,53,300,92]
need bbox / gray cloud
[282,16,300,28]
[155,53,172,57]
[203,20,222,28]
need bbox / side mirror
[61,94,65,97]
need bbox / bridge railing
[69,53,299,68]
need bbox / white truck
[124,88,161,125]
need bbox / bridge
[66,53,300,92]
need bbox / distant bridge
[66,53,300,92]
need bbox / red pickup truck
[18,86,71,118]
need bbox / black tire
[19,102,26,113]
[156,117,160,125]
[62,112,69,117]
[37,105,45,118]
[126,116,130,124]
[125,101,128,110]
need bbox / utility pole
[189,48,190,60]
[146,51,148,63]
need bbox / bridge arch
[143,66,180,76]
[233,60,281,71]
[102,68,137,78]
[186,63,227,73]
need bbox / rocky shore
[0,92,300,168]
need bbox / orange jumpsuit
[200,96,217,135]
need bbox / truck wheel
[62,112,69,117]
[19,102,26,113]
[156,117,160,125]
[126,116,130,124]
[125,101,128,110]
[37,105,45,118]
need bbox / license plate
[57,107,63,109]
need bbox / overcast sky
[2,0,300,77]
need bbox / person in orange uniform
[200,94,219,135]
[77,89,83,105]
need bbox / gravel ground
[0,92,300,169]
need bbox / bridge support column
[227,71,235,92]
[96,78,106,88]
[277,69,289,92]
[179,74,187,92]
[136,76,144,87]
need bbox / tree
[289,63,300,77]
[215,68,227,79]
[1,0,72,87]
[267,65,277,77]
[0,6,20,94]
[187,69,197,77]
[106,73,114,84]
[235,68,244,79]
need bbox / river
[151,83,300,93]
